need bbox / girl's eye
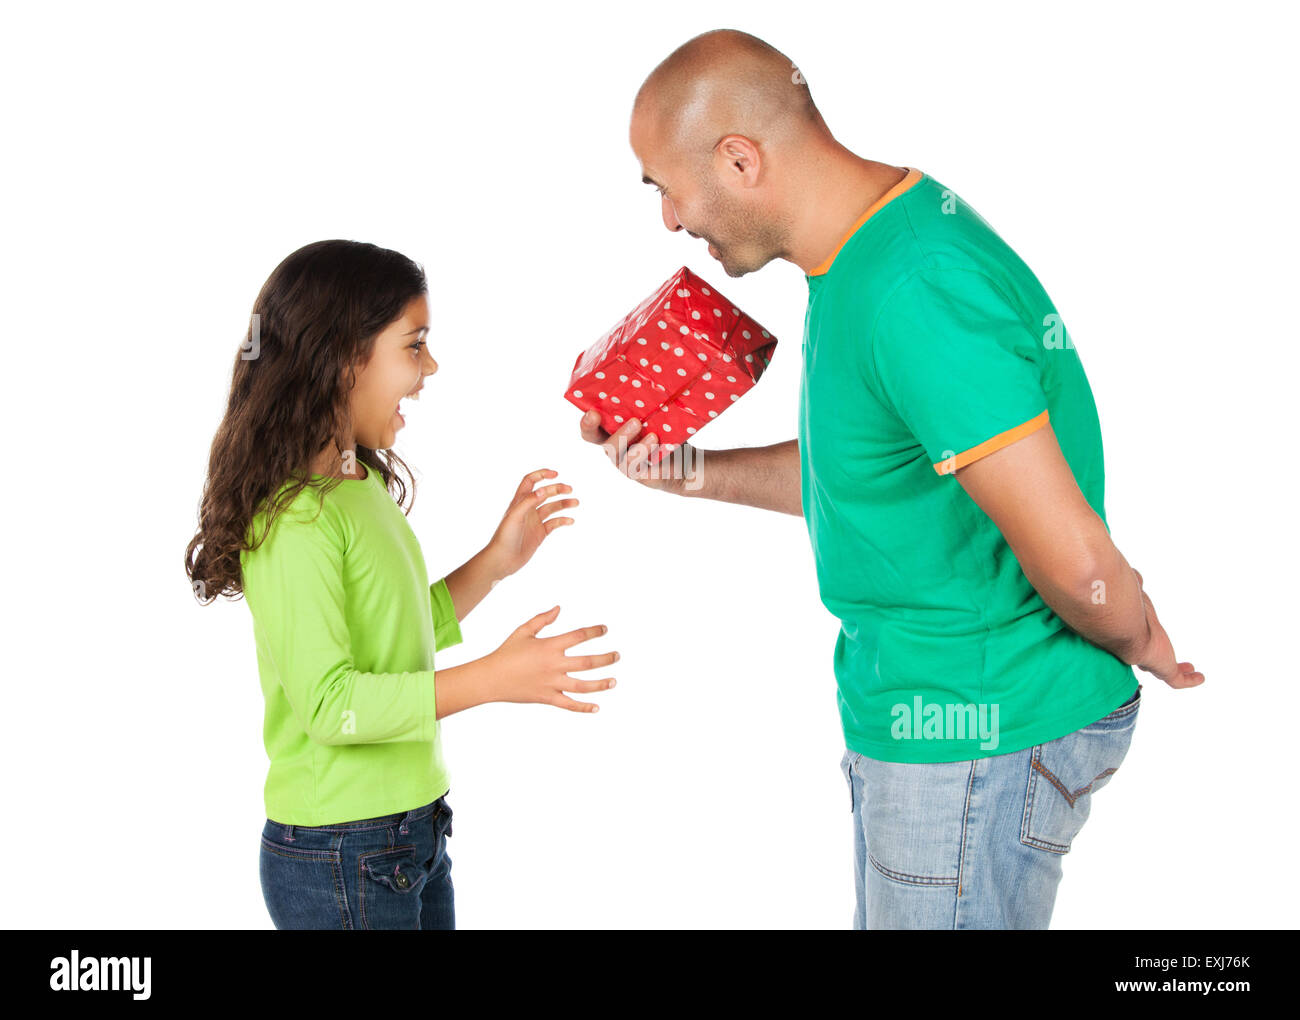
[410,340,426,353]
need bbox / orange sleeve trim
[808,167,924,277]
[933,409,1050,475]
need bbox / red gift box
[565,266,778,464]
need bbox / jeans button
[394,868,410,890]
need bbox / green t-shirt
[798,167,1137,763]
[240,464,462,825]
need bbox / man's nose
[661,194,683,233]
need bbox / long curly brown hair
[185,239,427,604]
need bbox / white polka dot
[595,371,605,379]
[640,358,648,366]
[704,391,715,400]
[663,423,672,431]
[745,354,753,362]
[729,393,737,401]
[761,329,770,338]
[676,288,689,297]
[637,337,647,345]
[573,390,583,398]
[687,426,696,434]
[708,410,717,418]
[657,320,667,329]
[611,396,620,403]
[742,330,751,339]
[635,399,645,408]
[731,307,738,315]
[702,287,711,295]
[691,310,700,320]
[727,375,736,382]
[702,372,712,380]
[713,308,721,317]
[653,364,661,372]
[660,341,669,350]
[722,353,731,362]
[598,391,607,399]
[683,388,691,395]
[676,367,686,376]
[722,331,728,339]
[614,415,624,422]
[632,380,641,387]
[673,347,683,356]
[619,375,628,382]
[697,352,707,361]
[679,325,689,334]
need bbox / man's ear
[715,134,761,182]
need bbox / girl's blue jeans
[259,793,454,929]
[839,684,1141,929]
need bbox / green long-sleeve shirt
[240,464,462,825]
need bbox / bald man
[579,29,1202,930]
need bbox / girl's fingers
[522,483,573,512]
[536,497,579,517]
[552,624,609,648]
[564,676,616,693]
[553,693,598,713]
[518,605,561,634]
[543,517,575,533]
[563,650,620,670]
[514,468,555,499]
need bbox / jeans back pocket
[1020,688,1140,855]
[359,844,429,929]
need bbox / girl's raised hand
[488,605,618,713]
[486,469,578,578]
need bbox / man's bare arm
[579,410,802,516]
[955,422,1204,688]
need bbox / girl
[184,239,619,929]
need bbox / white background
[2,0,1295,929]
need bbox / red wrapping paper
[564,266,778,464]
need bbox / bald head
[630,28,891,279]
[632,28,827,172]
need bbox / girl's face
[348,292,437,452]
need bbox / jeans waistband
[267,792,447,837]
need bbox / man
[579,28,1204,929]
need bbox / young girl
[184,239,619,930]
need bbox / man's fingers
[1178,662,1205,684]
[580,409,613,445]
[601,418,644,466]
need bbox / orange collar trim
[808,167,923,277]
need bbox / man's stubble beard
[699,173,789,278]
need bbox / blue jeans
[259,794,454,929]
[839,685,1140,929]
